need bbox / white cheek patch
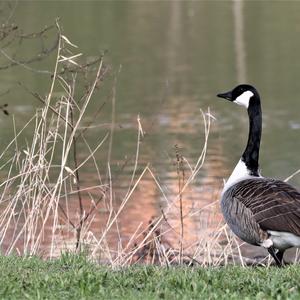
[234,91,254,108]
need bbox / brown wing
[229,178,300,235]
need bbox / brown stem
[175,145,184,264]
[70,106,84,251]
[0,34,59,70]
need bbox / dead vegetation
[0,11,283,267]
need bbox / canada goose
[217,84,300,267]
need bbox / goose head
[217,84,260,109]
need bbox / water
[1,1,300,262]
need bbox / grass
[0,254,299,299]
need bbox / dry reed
[0,22,277,267]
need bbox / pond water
[1,1,300,263]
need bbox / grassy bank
[0,254,299,299]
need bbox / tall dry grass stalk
[0,22,108,258]
[0,22,265,266]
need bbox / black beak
[217,91,233,101]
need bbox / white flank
[267,230,300,250]
[222,159,257,193]
[234,91,254,108]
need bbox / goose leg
[276,250,285,265]
[267,246,284,267]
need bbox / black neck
[241,97,262,176]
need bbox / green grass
[0,254,300,299]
